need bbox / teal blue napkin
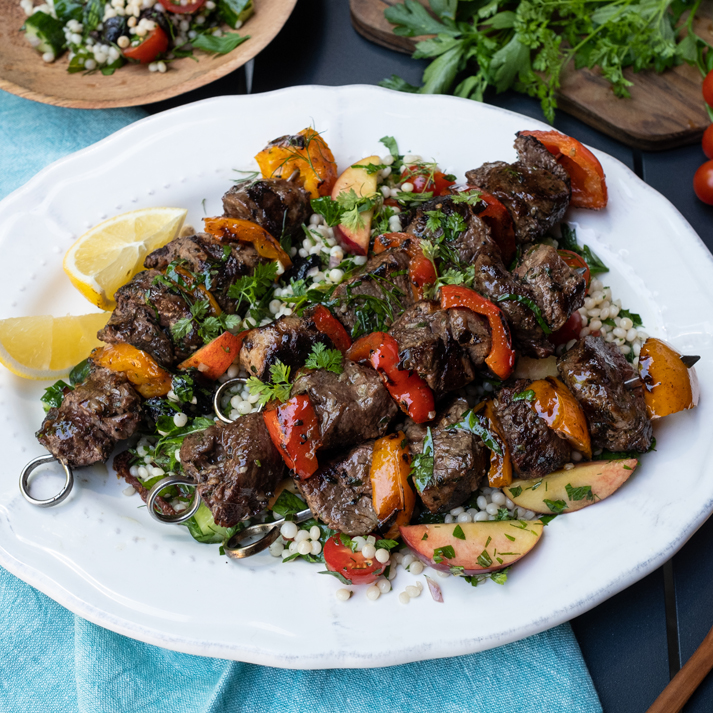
[0,89,602,713]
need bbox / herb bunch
[380,0,713,122]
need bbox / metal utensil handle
[19,454,74,508]
[213,377,263,424]
[146,475,201,524]
[224,507,314,559]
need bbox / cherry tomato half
[693,160,713,205]
[123,25,169,63]
[557,249,590,288]
[323,534,385,585]
[550,311,583,347]
[161,0,205,12]
[703,125,713,161]
[703,70,713,109]
[401,165,455,196]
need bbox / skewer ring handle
[213,377,263,424]
[146,475,201,524]
[19,454,74,507]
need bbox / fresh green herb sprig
[304,343,344,374]
[558,224,609,277]
[247,361,292,407]
[380,0,713,123]
[411,427,435,493]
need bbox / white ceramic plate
[1,86,711,669]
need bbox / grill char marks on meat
[292,360,397,450]
[222,177,311,241]
[405,397,487,513]
[513,243,587,332]
[239,314,331,380]
[180,412,285,528]
[331,249,412,335]
[388,300,491,398]
[296,441,378,536]
[143,232,267,314]
[97,269,202,368]
[37,366,142,468]
[494,379,570,479]
[557,336,653,453]
[466,134,571,245]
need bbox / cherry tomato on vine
[693,160,713,205]
[703,70,713,109]
[703,125,713,161]
[323,535,385,585]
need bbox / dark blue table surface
[147,3,713,709]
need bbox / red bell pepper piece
[310,305,352,353]
[440,285,515,380]
[263,394,321,479]
[347,332,436,424]
[519,130,608,210]
[178,330,249,381]
[373,232,437,300]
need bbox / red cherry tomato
[703,70,713,109]
[693,160,713,205]
[550,311,583,346]
[123,25,169,63]
[323,534,385,585]
[702,125,713,161]
[401,165,455,196]
[161,0,205,12]
[557,249,590,288]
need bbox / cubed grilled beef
[37,366,141,468]
[405,397,487,513]
[180,412,285,527]
[557,336,653,452]
[144,232,267,313]
[97,269,202,368]
[331,249,413,335]
[222,177,311,240]
[388,300,491,398]
[296,441,378,536]
[513,243,586,332]
[292,361,397,449]
[493,379,570,479]
[239,314,331,380]
[466,134,571,244]
[473,252,554,358]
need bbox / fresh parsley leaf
[619,308,643,328]
[543,499,567,514]
[477,549,493,568]
[490,568,510,585]
[319,570,352,585]
[411,427,435,493]
[310,196,343,227]
[339,533,359,552]
[379,135,401,159]
[508,486,523,498]
[227,261,278,313]
[304,342,343,374]
[539,514,558,526]
[171,374,195,404]
[191,31,250,56]
[69,358,91,386]
[41,380,71,412]
[379,75,420,92]
[452,524,466,540]
[246,361,292,407]
[433,545,456,563]
[271,490,307,518]
[565,483,595,502]
[450,409,503,456]
[512,389,535,402]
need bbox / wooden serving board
[351,0,713,151]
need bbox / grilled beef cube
[466,134,571,244]
[296,441,378,536]
[37,367,141,468]
[557,336,653,453]
[180,413,285,528]
[405,398,487,513]
[144,232,266,314]
[331,249,412,335]
[494,379,570,479]
[388,301,491,397]
[98,269,202,368]
[473,252,554,358]
[239,315,330,380]
[513,244,586,332]
[292,361,397,449]
[222,177,310,240]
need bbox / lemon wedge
[0,313,110,380]
[63,207,187,310]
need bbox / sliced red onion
[425,575,444,603]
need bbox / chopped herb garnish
[512,389,536,402]
[508,486,523,498]
[477,549,493,568]
[246,360,292,406]
[411,427,435,493]
[543,499,567,514]
[319,570,352,585]
[433,545,456,563]
[452,524,466,540]
[565,483,595,502]
[304,342,343,374]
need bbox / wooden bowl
[0,0,296,108]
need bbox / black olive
[282,253,321,284]
[139,8,171,38]
[103,16,126,44]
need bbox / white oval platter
[0,85,711,669]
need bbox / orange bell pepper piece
[169,265,222,316]
[254,128,338,199]
[203,217,291,269]
[519,130,608,210]
[178,330,248,381]
[440,285,515,381]
[639,338,700,419]
[263,394,322,479]
[369,431,415,540]
[482,401,513,489]
[528,377,592,460]
[92,343,172,398]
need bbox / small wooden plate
[0,0,296,109]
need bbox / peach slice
[332,155,381,255]
[505,459,638,515]
[399,521,543,575]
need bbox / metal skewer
[19,454,74,507]
[213,376,263,424]
[223,508,313,559]
[146,474,201,524]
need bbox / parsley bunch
[381,0,713,123]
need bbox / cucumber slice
[22,11,66,57]
[185,502,239,544]
[217,0,253,30]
